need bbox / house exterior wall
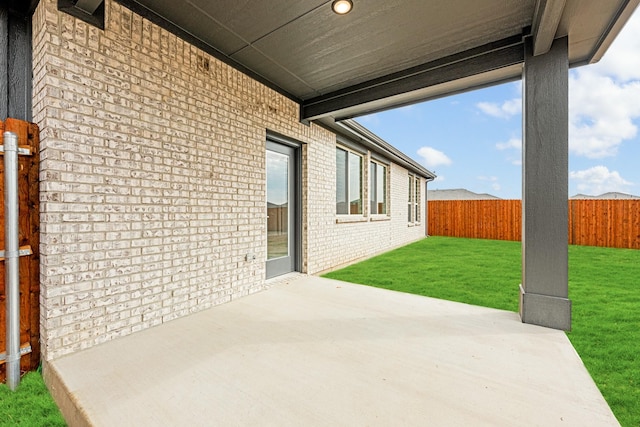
[307,160,426,274]
[32,0,426,360]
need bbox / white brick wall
[33,0,426,360]
[306,157,426,274]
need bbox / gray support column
[519,36,571,330]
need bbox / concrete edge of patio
[44,362,92,427]
[43,275,620,427]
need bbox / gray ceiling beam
[301,35,525,122]
[75,0,103,15]
[531,0,566,56]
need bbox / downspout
[425,175,435,237]
[3,131,20,390]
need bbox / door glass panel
[267,151,289,260]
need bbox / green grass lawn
[324,236,640,427]
[0,371,66,426]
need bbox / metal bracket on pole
[2,131,21,390]
[0,145,32,156]
[0,344,32,364]
[0,245,33,260]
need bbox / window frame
[369,160,388,216]
[408,174,421,224]
[336,146,364,216]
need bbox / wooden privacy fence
[428,199,640,249]
[0,119,40,382]
[428,200,522,241]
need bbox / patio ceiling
[114,1,637,121]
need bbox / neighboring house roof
[428,189,501,200]
[325,119,437,181]
[571,192,640,200]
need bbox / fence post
[3,131,20,390]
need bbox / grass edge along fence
[427,199,640,249]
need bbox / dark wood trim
[301,35,525,121]
[0,6,8,120]
[6,0,40,17]
[0,4,32,122]
[7,13,31,121]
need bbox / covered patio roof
[100,0,639,123]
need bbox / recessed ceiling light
[332,0,353,15]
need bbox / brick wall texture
[32,0,426,360]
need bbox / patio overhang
[108,0,639,122]
[36,0,629,332]
[0,0,621,335]
[103,0,639,332]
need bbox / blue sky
[358,9,640,199]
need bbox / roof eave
[318,118,436,180]
[587,0,640,64]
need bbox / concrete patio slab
[44,275,619,426]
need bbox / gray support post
[4,131,20,389]
[519,36,571,330]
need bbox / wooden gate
[0,118,40,382]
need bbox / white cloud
[569,69,640,158]
[356,115,379,126]
[477,175,499,182]
[567,11,640,158]
[474,12,640,160]
[398,105,416,114]
[569,166,633,195]
[433,175,445,182]
[496,137,521,151]
[495,138,522,165]
[589,10,640,82]
[484,70,640,159]
[477,176,501,192]
[417,146,452,169]
[477,98,521,119]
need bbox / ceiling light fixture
[331,0,353,15]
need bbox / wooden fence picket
[428,199,640,249]
[0,119,40,382]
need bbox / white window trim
[336,145,364,217]
[369,159,389,217]
[408,174,421,226]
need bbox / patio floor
[44,275,619,426]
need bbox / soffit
[116,0,639,120]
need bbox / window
[414,176,421,222]
[408,176,413,222]
[336,147,363,215]
[370,161,387,215]
[408,174,420,223]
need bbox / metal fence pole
[4,131,20,390]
